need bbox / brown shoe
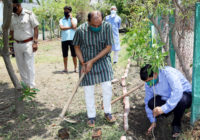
[87,118,95,128]
[105,113,116,123]
[92,128,102,139]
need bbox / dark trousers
[148,92,192,127]
[61,41,76,57]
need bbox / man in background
[10,0,39,88]
[59,6,77,73]
[105,6,121,64]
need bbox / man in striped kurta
[73,11,116,127]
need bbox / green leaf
[31,88,40,92]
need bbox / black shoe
[11,54,15,57]
[172,125,181,138]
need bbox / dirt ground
[0,39,199,140]
[126,66,199,140]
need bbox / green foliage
[122,19,168,73]
[33,0,91,33]
[97,0,130,26]
[33,0,66,31]
[119,0,198,73]
[19,82,39,101]
[18,114,28,122]
[68,0,92,25]
[0,34,16,56]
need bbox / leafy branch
[19,82,40,101]
[122,19,168,73]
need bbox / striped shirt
[73,21,114,86]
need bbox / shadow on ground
[52,71,78,75]
[60,112,92,139]
[0,82,62,140]
[60,111,123,140]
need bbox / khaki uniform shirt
[10,8,39,41]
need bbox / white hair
[111,6,117,10]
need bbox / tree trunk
[150,2,192,81]
[171,2,192,81]
[171,29,192,81]
[2,0,24,115]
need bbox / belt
[15,37,33,44]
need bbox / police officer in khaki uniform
[10,0,39,88]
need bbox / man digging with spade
[73,11,116,127]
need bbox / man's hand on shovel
[81,62,86,74]
[85,60,94,73]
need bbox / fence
[149,2,200,125]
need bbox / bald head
[88,11,103,28]
[88,11,103,22]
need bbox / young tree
[112,0,197,80]
[1,0,24,115]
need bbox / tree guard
[169,13,176,68]
[149,22,153,48]
[42,19,45,40]
[191,2,200,125]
